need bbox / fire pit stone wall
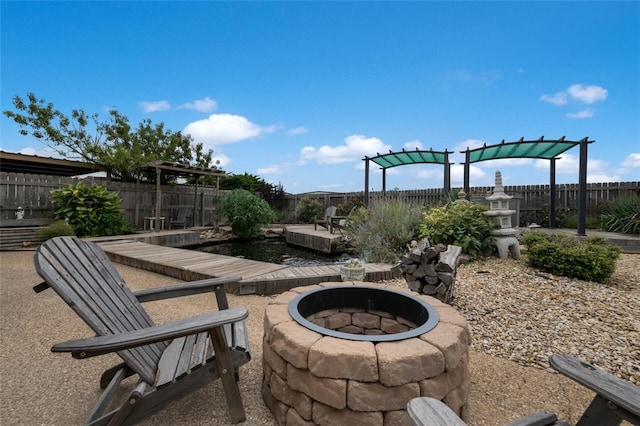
[262,282,471,426]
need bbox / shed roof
[0,151,103,176]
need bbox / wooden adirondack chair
[407,354,640,426]
[170,207,191,229]
[314,206,337,231]
[33,236,251,425]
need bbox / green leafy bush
[50,181,134,237]
[342,200,423,263]
[297,196,324,224]
[35,220,75,240]
[521,232,620,283]
[418,203,497,256]
[600,196,639,235]
[220,189,276,238]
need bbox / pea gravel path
[1,250,637,425]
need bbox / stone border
[262,281,471,426]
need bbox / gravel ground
[1,250,637,425]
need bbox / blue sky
[2,1,639,194]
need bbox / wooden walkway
[98,239,400,296]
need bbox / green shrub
[418,203,497,256]
[50,181,134,237]
[600,196,639,235]
[36,220,75,240]
[342,200,423,263]
[220,189,276,238]
[522,232,620,283]
[297,196,324,224]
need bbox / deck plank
[98,227,400,295]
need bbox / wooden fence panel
[0,172,637,228]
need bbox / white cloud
[587,172,621,183]
[257,165,282,174]
[19,147,37,155]
[534,153,578,174]
[567,84,608,104]
[416,167,440,180]
[18,146,62,158]
[403,140,424,150]
[622,153,640,168]
[179,97,217,113]
[212,153,230,169]
[287,126,308,136]
[453,69,501,85]
[450,163,486,186]
[566,109,594,119]
[540,84,607,108]
[534,153,619,182]
[539,92,568,106]
[300,134,392,165]
[183,114,276,146]
[139,100,170,112]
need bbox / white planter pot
[340,266,366,282]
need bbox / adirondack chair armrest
[133,275,241,304]
[549,354,640,421]
[51,307,248,359]
[407,397,467,426]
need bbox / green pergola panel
[466,139,581,163]
[369,149,448,168]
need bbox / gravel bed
[387,253,640,384]
[1,249,636,426]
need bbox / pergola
[461,136,593,235]
[145,161,227,231]
[361,137,594,236]
[363,148,452,204]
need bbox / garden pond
[195,238,351,267]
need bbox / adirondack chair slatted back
[325,206,337,220]
[34,236,167,384]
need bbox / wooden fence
[1,172,638,229]
[0,173,230,229]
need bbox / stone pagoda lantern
[484,171,521,260]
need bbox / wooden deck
[98,239,400,296]
[284,224,345,253]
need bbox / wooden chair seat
[34,236,251,425]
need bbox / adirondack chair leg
[85,367,127,425]
[106,381,147,426]
[209,327,246,423]
[100,363,135,389]
[576,395,624,426]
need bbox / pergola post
[382,168,386,196]
[443,150,451,196]
[463,149,470,198]
[577,138,589,236]
[549,158,556,228]
[155,165,161,233]
[364,157,370,206]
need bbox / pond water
[195,238,351,267]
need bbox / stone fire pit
[262,282,471,426]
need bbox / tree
[4,93,216,182]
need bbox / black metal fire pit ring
[288,285,440,342]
